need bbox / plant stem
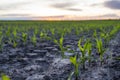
[100,54,103,66]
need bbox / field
[0,20,120,80]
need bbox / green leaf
[87,42,92,55]
[78,39,84,52]
[1,74,10,80]
[13,40,17,48]
[54,39,58,44]
[59,37,63,46]
[70,56,76,66]
[114,57,120,60]
[93,30,97,38]
[83,40,89,51]
[67,72,74,80]
[40,32,44,37]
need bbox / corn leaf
[1,74,10,80]
[70,56,76,66]
[67,72,74,80]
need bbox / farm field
[0,20,120,80]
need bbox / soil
[0,32,120,80]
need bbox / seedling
[0,36,3,52]
[96,38,106,66]
[78,38,89,69]
[12,29,17,38]
[40,31,51,41]
[86,41,92,66]
[34,28,38,35]
[54,36,65,58]
[100,32,109,45]
[8,38,17,48]
[40,31,44,38]
[31,34,37,46]
[93,30,97,38]
[13,40,17,48]
[22,32,27,45]
[67,72,74,80]
[6,28,11,37]
[50,28,55,36]
[1,73,10,80]
[70,55,80,80]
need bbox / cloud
[50,2,74,8]
[100,14,119,17]
[50,2,82,11]
[104,0,120,10]
[0,17,33,20]
[0,13,32,20]
[66,8,82,11]
[0,2,28,10]
[1,14,31,17]
[0,0,37,11]
[91,3,100,6]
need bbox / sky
[0,0,120,20]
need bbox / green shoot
[12,29,17,38]
[13,40,17,48]
[1,73,10,80]
[70,56,80,80]
[22,32,27,45]
[31,34,37,46]
[78,39,88,69]
[100,32,109,45]
[67,72,74,80]
[93,30,97,38]
[40,32,44,38]
[96,38,106,66]
[34,29,38,35]
[0,36,3,52]
[54,36,65,58]
[50,29,55,36]
[86,42,92,66]
[40,31,51,41]
[6,28,11,37]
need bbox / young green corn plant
[40,31,51,41]
[96,38,106,66]
[6,28,11,38]
[100,32,109,45]
[8,37,17,48]
[69,55,80,80]
[54,36,65,58]
[1,73,10,80]
[31,34,37,46]
[0,36,3,52]
[51,28,56,39]
[12,29,17,38]
[22,32,27,45]
[75,27,79,36]
[34,28,38,35]
[12,40,17,48]
[93,30,97,38]
[109,25,120,39]
[50,28,55,36]
[40,31,44,39]
[67,72,74,80]
[78,39,89,69]
[86,40,92,66]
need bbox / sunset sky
[0,0,120,20]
